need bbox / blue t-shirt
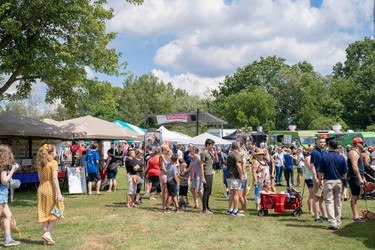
[166,163,178,181]
[284,153,293,169]
[310,147,325,172]
[319,151,348,180]
[85,150,99,173]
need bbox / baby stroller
[363,165,375,199]
[257,186,303,217]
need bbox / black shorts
[305,179,313,188]
[348,177,361,196]
[167,180,177,197]
[88,172,101,182]
[179,185,188,196]
[148,176,161,193]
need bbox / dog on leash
[178,197,187,212]
[0,215,21,238]
[362,208,375,220]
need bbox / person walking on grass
[104,149,118,192]
[252,149,270,211]
[318,139,347,230]
[226,141,245,217]
[200,139,218,214]
[347,137,366,222]
[85,143,102,195]
[165,154,183,213]
[311,136,328,223]
[125,148,140,207]
[37,144,64,246]
[303,151,314,215]
[185,146,203,209]
[0,145,21,247]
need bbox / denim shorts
[107,171,117,180]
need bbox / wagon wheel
[257,208,265,216]
[264,210,269,216]
[293,207,302,217]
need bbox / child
[178,162,189,205]
[165,154,182,213]
[0,145,21,247]
[259,181,275,195]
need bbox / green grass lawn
[8,168,375,250]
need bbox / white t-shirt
[297,153,304,168]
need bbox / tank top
[191,156,202,176]
[147,156,160,177]
[347,149,364,178]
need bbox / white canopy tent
[156,126,192,143]
[43,116,143,140]
[187,132,232,145]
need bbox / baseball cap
[232,141,240,149]
[328,139,338,149]
[352,137,363,144]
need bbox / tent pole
[196,109,200,136]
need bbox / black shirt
[125,157,138,175]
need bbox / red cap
[352,137,363,144]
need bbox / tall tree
[0,0,143,107]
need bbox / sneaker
[176,209,184,213]
[203,209,213,215]
[4,239,21,247]
[185,202,190,206]
[328,226,338,230]
[223,192,228,198]
[353,217,365,223]
[322,217,328,221]
[226,209,233,215]
[232,212,245,217]
[314,218,323,223]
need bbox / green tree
[219,89,276,132]
[0,0,143,108]
[332,37,375,129]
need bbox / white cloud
[152,69,224,97]
[106,0,372,91]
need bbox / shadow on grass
[334,221,375,249]
[19,238,45,246]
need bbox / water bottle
[254,185,259,196]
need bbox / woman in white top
[303,152,313,214]
[296,147,305,187]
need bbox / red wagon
[257,193,303,217]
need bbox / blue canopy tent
[113,120,146,141]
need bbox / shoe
[42,235,55,245]
[353,217,365,223]
[4,240,21,247]
[149,197,156,200]
[176,209,184,213]
[232,211,245,217]
[226,209,233,215]
[328,226,338,230]
[186,202,190,206]
[203,209,213,214]
[314,218,323,223]
[322,217,328,221]
[223,192,228,198]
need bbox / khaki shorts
[313,178,324,197]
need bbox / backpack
[107,156,118,172]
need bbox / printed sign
[156,114,189,124]
[67,166,87,194]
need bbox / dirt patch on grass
[79,233,128,250]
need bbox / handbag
[51,200,65,219]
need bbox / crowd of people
[0,134,371,247]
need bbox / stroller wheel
[293,208,302,217]
[257,208,265,216]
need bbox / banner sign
[156,113,189,124]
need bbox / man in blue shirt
[318,139,347,230]
[310,136,328,222]
[85,143,102,195]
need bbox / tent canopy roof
[188,132,232,145]
[156,126,192,143]
[43,116,143,140]
[0,112,68,139]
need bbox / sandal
[42,235,55,245]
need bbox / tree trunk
[0,65,22,96]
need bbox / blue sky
[93,0,373,97]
